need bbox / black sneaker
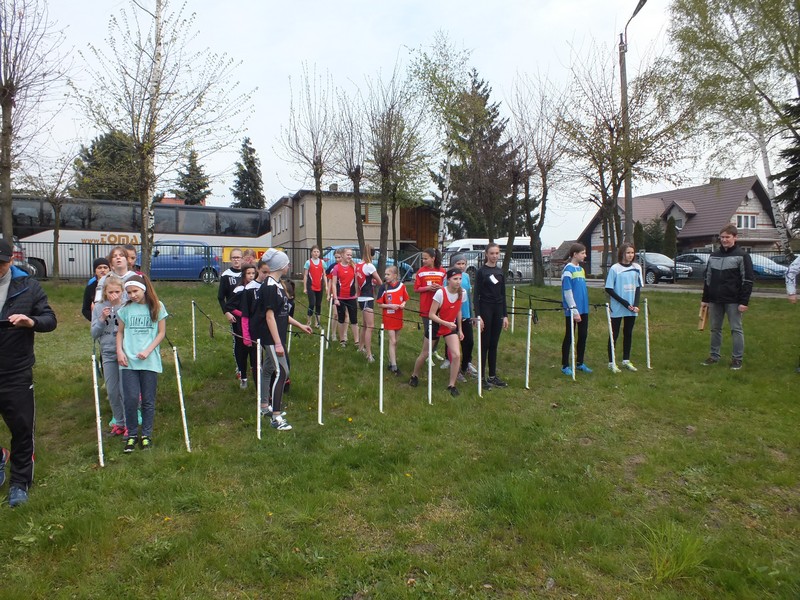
[124,437,137,453]
[701,356,720,366]
[730,358,743,370]
[140,436,152,450]
[409,375,419,387]
[482,379,494,390]
[487,375,508,388]
[447,385,460,397]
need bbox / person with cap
[82,257,111,321]
[0,238,57,507]
[251,249,312,431]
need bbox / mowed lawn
[0,281,797,599]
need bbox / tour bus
[6,195,272,279]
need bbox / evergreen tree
[774,99,800,229]
[230,137,265,209]
[70,130,139,201]
[643,219,664,254]
[633,221,645,251]
[171,148,211,205]
[663,216,678,258]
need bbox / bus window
[60,203,90,230]
[219,209,259,236]
[178,209,215,235]
[11,199,43,238]
[90,203,137,232]
[154,206,177,233]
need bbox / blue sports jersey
[605,262,643,318]
[561,263,589,316]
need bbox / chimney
[709,177,726,185]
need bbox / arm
[137,318,166,360]
[302,266,310,294]
[90,304,111,340]
[82,283,95,321]
[265,310,284,355]
[288,315,313,334]
[786,257,800,301]
[9,281,57,331]
[739,253,754,309]
[332,275,340,304]
[116,320,128,367]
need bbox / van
[444,238,490,253]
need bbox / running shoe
[487,375,508,388]
[110,424,126,436]
[576,363,593,374]
[467,363,479,377]
[8,485,28,508]
[409,375,419,388]
[367,354,375,363]
[271,415,293,431]
[439,359,451,370]
[124,437,137,454]
[608,362,621,374]
[621,361,638,372]
[457,372,467,383]
[140,436,152,450]
[433,351,445,362]
[240,378,248,390]
[0,447,9,487]
[701,356,720,366]
[561,366,574,377]
[447,385,460,397]
[730,358,743,370]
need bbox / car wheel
[28,258,46,279]
[516,270,523,281]
[200,268,218,284]
[645,270,657,285]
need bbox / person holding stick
[408,248,446,387]
[81,258,110,321]
[331,248,359,349]
[605,243,643,373]
[376,265,408,375]
[356,244,382,363]
[303,245,327,328]
[700,224,753,370]
[561,243,591,377]
[452,254,477,380]
[91,275,127,435]
[430,268,466,396]
[226,264,259,390]
[474,243,509,388]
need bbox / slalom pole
[511,285,516,334]
[525,309,532,390]
[191,300,197,361]
[173,347,191,452]
[287,324,293,353]
[606,304,616,369]
[379,324,385,414]
[326,296,334,350]
[427,317,433,405]
[317,330,325,425]
[91,354,105,468]
[570,314,576,381]
[644,298,652,369]
[256,341,262,440]
[477,316,483,397]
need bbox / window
[154,206,176,233]
[299,203,305,228]
[361,203,381,224]
[674,218,683,229]
[736,215,756,229]
[218,209,259,236]
[178,209,216,235]
[91,203,137,232]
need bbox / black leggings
[234,338,258,381]
[608,316,636,362]
[562,314,589,367]
[460,319,474,373]
[479,303,504,377]
[307,289,323,317]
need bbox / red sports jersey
[432,288,464,336]
[414,267,446,318]
[376,282,409,331]
[332,263,357,299]
[307,258,326,292]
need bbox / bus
[7,196,272,279]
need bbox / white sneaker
[608,362,621,374]
[467,363,479,377]
[439,359,451,369]
[271,415,292,431]
[240,378,248,390]
[433,351,445,362]
[622,360,638,372]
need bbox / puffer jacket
[702,244,754,305]
[0,266,57,373]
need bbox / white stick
[477,316,483,397]
[326,295,334,350]
[173,347,192,453]
[606,303,616,369]
[191,300,197,362]
[318,330,325,425]
[379,324,385,414]
[256,341,262,439]
[427,317,433,405]
[287,324,293,353]
[645,297,652,369]
[91,354,105,468]
[525,309,532,390]
[511,285,516,334]
[570,314,576,381]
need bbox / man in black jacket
[700,224,753,370]
[0,240,57,507]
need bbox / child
[561,243,591,376]
[331,248,359,349]
[429,268,466,396]
[303,245,327,328]
[226,264,259,389]
[474,243,509,389]
[82,257,110,321]
[90,275,126,435]
[356,244,382,362]
[408,248,446,387]
[242,248,258,266]
[117,274,167,452]
[252,250,313,431]
[605,243,643,373]
[326,249,347,343]
[376,265,409,375]
[95,246,137,304]
[452,254,477,380]
[123,244,143,274]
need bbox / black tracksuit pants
[0,368,35,490]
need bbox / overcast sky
[46,0,677,247]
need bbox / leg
[608,317,622,362]
[0,369,36,490]
[233,337,249,381]
[346,300,359,344]
[103,357,126,427]
[621,316,636,361]
[445,335,462,386]
[388,330,398,367]
[362,308,374,357]
[412,333,432,378]
[561,316,573,367]
[336,302,347,343]
[726,303,744,360]
[121,369,142,438]
[708,303,725,359]
[460,320,474,373]
[487,306,503,377]
[139,370,158,438]
[268,348,289,414]
[576,314,589,365]
[261,344,277,409]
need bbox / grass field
[0,281,797,599]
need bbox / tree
[773,98,800,228]
[333,87,367,252]
[643,219,664,254]
[73,0,250,272]
[279,64,335,249]
[633,220,645,251]
[663,216,678,258]
[171,148,211,205]
[230,138,265,209]
[0,0,66,240]
[70,130,139,200]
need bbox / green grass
[0,281,798,599]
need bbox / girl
[408,248,446,387]
[90,275,126,435]
[82,258,110,321]
[605,242,643,373]
[117,274,167,452]
[303,245,327,328]
[474,243,509,388]
[375,265,409,374]
[429,268,466,396]
[452,254,477,380]
[561,243,591,376]
[331,248,359,348]
[94,245,137,304]
[226,264,259,389]
[326,249,348,343]
[356,244,382,362]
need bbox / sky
[44,0,677,248]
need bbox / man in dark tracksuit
[0,240,57,507]
[700,224,753,370]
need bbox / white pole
[256,341,262,440]
[477,316,483,397]
[644,298,652,369]
[191,300,197,362]
[173,347,192,453]
[287,324,293,353]
[427,318,433,405]
[326,295,334,350]
[525,309,532,390]
[317,330,325,425]
[379,324,385,414]
[91,354,105,467]
[606,303,616,369]
[570,314,576,381]
[511,286,516,334]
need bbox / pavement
[541,277,787,299]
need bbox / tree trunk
[314,157,324,249]
[351,167,365,253]
[52,203,61,279]
[502,169,520,276]
[377,172,390,276]
[755,125,791,251]
[0,96,13,240]
[532,177,549,287]
[390,183,399,264]
[601,211,611,278]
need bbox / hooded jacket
[702,244,754,305]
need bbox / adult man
[700,224,753,370]
[0,239,57,507]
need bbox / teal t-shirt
[118,301,168,373]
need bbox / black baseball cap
[0,239,12,262]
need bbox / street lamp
[619,0,647,243]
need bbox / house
[577,176,783,275]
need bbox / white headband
[125,281,147,292]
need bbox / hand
[118,353,129,367]
[136,350,149,360]
[225,312,236,324]
[102,307,111,319]
[334,298,340,306]
[7,314,34,328]
[700,301,708,309]
[458,331,464,341]
[631,306,640,313]
[738,304,748,313]
[301,325,313,334]
[275,342,284,356]
[790,294,797,304]
[573,313,582,323]
[478,319,484,332]
[448,321,457,331]
[502,316,509,330]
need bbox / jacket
[0,266,57,373]
[702,244,754,305]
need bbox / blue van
[141,240,221,283]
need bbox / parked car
[675,253,709,280]
[443,250,531,282]
[638,252,692,284]
[768,253,795,267]
[321,245,415,281]
[750,254,788,279]
[141,240,221,283]
[0,234,33,276]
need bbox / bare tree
[72,0,251,272]
[333,87,367,252]
[279,63,335,249]
[0,0,66,240]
